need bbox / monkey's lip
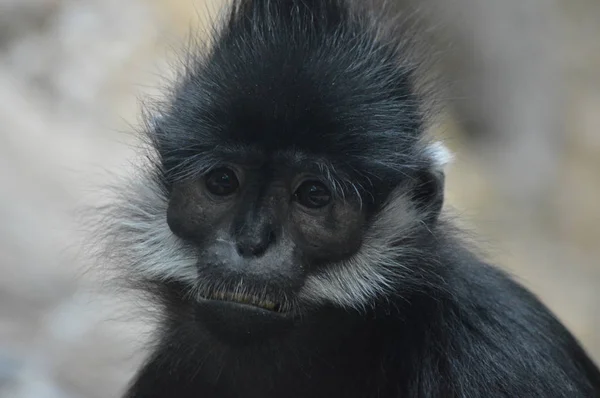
[196,291,295,345]
[200,291,285,313]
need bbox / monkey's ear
[413,142,453,220]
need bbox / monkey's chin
[195,299,295,346]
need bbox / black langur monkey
[95,1,600,397]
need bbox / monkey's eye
[294,181,332,209]
[205,167,239,196]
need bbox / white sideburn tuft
[299,190,423,311]
[107,174,198,284]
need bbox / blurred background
[0,0,598,396]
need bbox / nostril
[236,240,267,258]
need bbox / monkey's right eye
[294,181,332,209]
[205,167,240,196]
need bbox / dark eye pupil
[205,168,239,196]
[295,181,331,209]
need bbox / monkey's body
[128,241,600,398]
[99,1,600,397]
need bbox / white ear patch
[426,142,453,170]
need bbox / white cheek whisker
[95,167,427,314]
[299,189,425,312]
[92,171,199,286]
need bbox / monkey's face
[164,153,369,337]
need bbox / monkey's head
[103,0,451,344]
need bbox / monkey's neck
[129,300,433,398]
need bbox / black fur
[113,1,600,397]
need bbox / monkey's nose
[236,229,276,258]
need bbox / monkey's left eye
[294,181,332,209]
[205,167,239,196]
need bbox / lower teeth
[209,292,279,311]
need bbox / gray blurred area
[0,0,598,397]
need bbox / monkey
[94,1,600,397]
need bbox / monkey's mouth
[196,288,295,345]
[201,291,284,313]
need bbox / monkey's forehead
[150,0,439,180]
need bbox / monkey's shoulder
[402,255,600,397]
